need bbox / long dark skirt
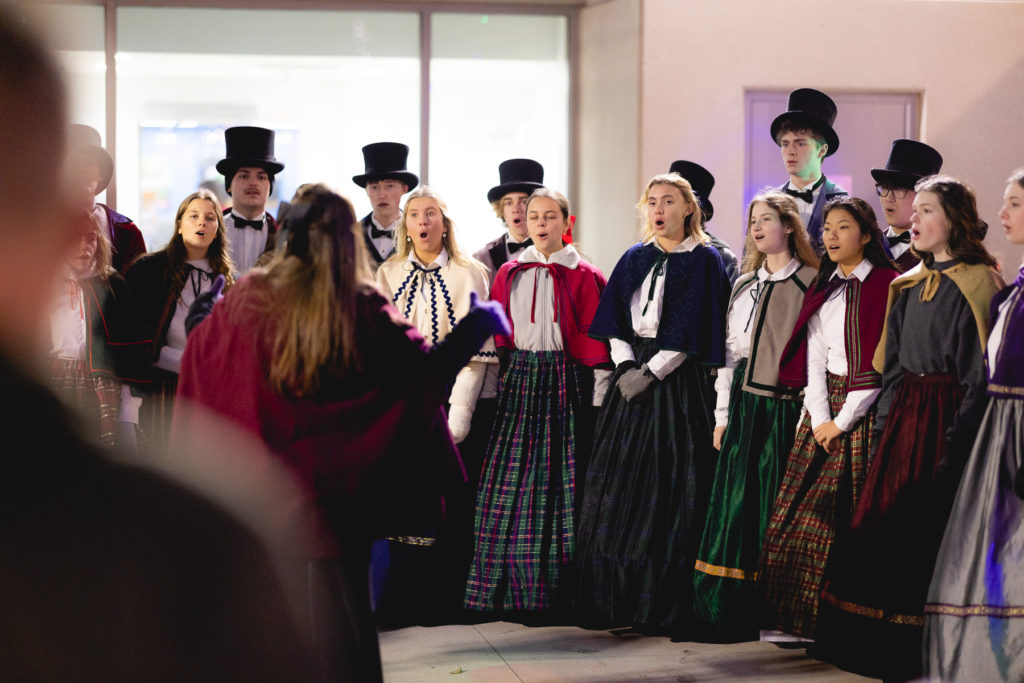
[693,359,802,635]
[575,339,715,632]
[308,549,383,682]
[758,372,874,639]
[141,369,177,454]
[369,399,499,628]
[924,395,1024,681]
[464,350,584,612]
[817,373,961,680]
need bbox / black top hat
[487,159,545,203]
[68,124,114,196]
[668,160,715,221]
[216,126,285,177]
[352,142,419,190]
[770,88,840,157]
[870,139,943,188]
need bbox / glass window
[116,7,420,250]
[429,13,569,256]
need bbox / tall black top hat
[487,159,545,203]
[68,124,114,196]
[352,142,419,190]
[870,139,943,188]
[216,126,285,176]
[668,160,715,221]
[770,88,840,157]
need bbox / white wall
[578,0,642,275]
[638,0,1024,273]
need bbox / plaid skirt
[48,358,120,448]
[464,350,584,612]
[757,371,874,638]
[575,339,715,631]
[693,358,802,633]
[817,373,961,680]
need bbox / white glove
[448,404,474,444]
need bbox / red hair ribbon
[564,215,576,244]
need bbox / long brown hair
[637,174,709,245]
[250,184,371,397]
[165,189,236,295]
[740,191,820,273]
[913,174,997,268]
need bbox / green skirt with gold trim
[693,358,802,633]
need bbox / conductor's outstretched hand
[469,291,511,337]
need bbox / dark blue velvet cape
[589,241,729,366]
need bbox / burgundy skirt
[817,372,963,680]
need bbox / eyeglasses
[876,185,910,199]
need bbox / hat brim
[870,168,923,188]
[487,181,545,204]
[75,145,114,195]
[216,158,285,176]
[770,112,840,157]
[351,171,419,190]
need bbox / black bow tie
[233,216,263,231]
[508,238,533,254]
[888,231,912,246]
[370,225,393,240]
[784,187,815,204]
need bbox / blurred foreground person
[175,184,508,680]
[0,8,312,681]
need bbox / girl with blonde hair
[374,185,498,624]
[575,173,730,633]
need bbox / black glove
[185,274,226,336]
[616,365,657,403]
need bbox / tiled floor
[380,621,875,682]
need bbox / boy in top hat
[67,124,146,274]
[668,160,740,285]
[474,158,545,286]
[871,138,943,271]
[772,88,847,252]
[216,126,285,274]
[352,142,419,267]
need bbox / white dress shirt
[804,259,881,432]
[714,257,802,427]
[155,259,213,375]
[512,244,612,405]
[368,214,399,264]
[225,210,269,274]
[783,176,825,231]
[884,227,912,261]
